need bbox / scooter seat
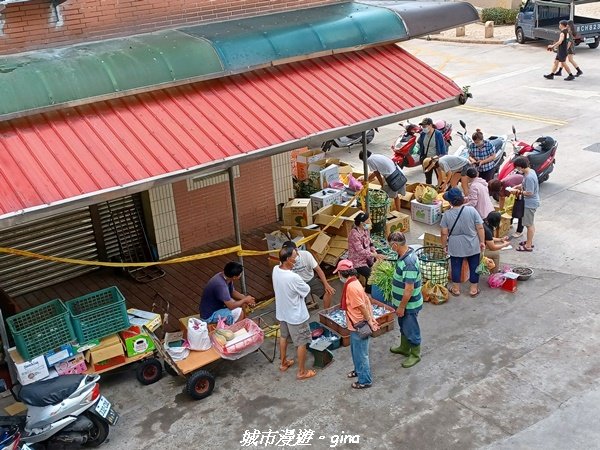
[19,375,85,407]
[527,151,548,169]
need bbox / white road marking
[529,87,600,99]
[469,66,542,86]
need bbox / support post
[361,132,370,215]
[228,167,247,293]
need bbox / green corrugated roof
[0,1,479,119]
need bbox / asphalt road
[98,40,600,450]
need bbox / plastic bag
[429,284,449,305]
[210,319,264,361]
[348,174,363,192]
[164,332,190,361]
[422,280,433,302]
[488,272,506,288]
[476,254,491,275]
[504,194,515,215]
[420,186,438,205]
[484,256,495,271]
[187,318,212,351]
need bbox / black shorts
[555,50,567,62]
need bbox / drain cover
[583,143,600,153]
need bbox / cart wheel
[136,358,163,385]
[164,361,178,376]
[186,370,215,400]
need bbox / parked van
[515,0,600,49]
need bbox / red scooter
[497,126,558,184]
[391,120,452,168]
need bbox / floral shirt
[468,140,495,173]
[348,226,374,269]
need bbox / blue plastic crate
[308,321,341,350]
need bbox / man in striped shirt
[388,232,423,368]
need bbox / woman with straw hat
[422,154,471,192]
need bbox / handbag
[353,320,373,339]
[385,166,407,192]
[512,194,525,219]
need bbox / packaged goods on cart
[210,318,264,360]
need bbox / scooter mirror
[512,125,516,136]
[459,120,466,129]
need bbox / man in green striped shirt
[388,232,423,368]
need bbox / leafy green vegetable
[368,260,396,303]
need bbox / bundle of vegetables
[370,234,398,260]
[368,260,396,304]
[420,260,449,285]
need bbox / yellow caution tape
[0,186,369,267]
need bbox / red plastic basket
[210,318,264,360]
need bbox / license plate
[95,396,119,425]
[584,37,595,44]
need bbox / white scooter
[453,120,507,174]
[0,374,118,448]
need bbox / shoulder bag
[448,206,465,237]
[347,315,373,339]
[512,194,525,219]
[385,165,407,192]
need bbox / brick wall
[173,158,276,252]
[0,0,340,55]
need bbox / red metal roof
[0,44,462,225]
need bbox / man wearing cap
[418,118,447,185]
[335,259,379,389]
[464,167,494,220]
[358,150,406,211]
[282,240,335,309]
[422,155,471,192]
[273,246,316,380]
[388,232,423,368]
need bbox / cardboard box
[385,211,410,237]
[310,189,343,212]
[321,236,348,266]
[296,149,326,181]
[282,199,313,227]
[423,232,442,248]
[495,213,512,238]
[410,200,442,225]
[313,204,361,237]
[399,191,414,210]
[127,308,162,332]
[9,348,49,386]
[44,343,76,367]
[309,163,340,189]
[119,326,156,357]
[84,334,126,372]
[308,233,331,264]
[54,354,87,376]
[264,231,302,251]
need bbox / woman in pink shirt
[464,167,494,220]
[347,212,379,294]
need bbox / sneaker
[543,73,554,79]
[576,68,583,77]
[564,74,575,81]
[554,69,562,76]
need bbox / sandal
[347,370,357,379]
[519,241,535,248]
[297,369,317,381]
[279,359,295,372]
[511,232,523,239]
[450,289,460,297]
[470,289,480,298]
[351,382,372,389]
[516,244,533,252]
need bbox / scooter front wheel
[82,412,109,448]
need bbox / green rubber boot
[390,335,410,356]
[401,345,421,368]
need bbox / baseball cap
[333,259,354,273]
[419,117,434,127]
[443,187,464,205]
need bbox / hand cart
[143,314,276,400]
[83,293,170,386]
